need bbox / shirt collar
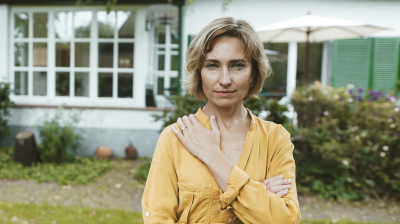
[194,106,256,131]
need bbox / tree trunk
[14,132,41,166]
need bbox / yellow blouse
[142,107,301,224]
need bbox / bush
[291,81,400,201]
[0,82,13,141]
[0,146,113,185]
[151,94,289,132]
[37,109,82,164]
[133,162,151,182]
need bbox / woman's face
[201,36,253,108]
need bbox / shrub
[37,109,82,164]
[133,161,151,182]
[0,146,113,185]
[291,81,400,201]
[0,82,13,141]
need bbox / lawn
[0,201,385,224]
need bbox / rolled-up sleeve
[218,125,301,224]
[142,127,180,224]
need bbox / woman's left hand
[171,114,220,161]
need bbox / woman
[142,17,301,224]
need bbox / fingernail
[279,175,283,178]
[211,115,215,119]
[287,179,292,183]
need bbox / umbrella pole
[305,27,310,85]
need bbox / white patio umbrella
[256,14,388,84]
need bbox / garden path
[0,158,399,223]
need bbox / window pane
[170,77,179,95]
[98,73,113,97]
[56,42,70,67]
[117,11,134,38]
[171,27,179,44]
[171,54,179,71]
[33,72,47,96]
[33,13,48,38]
[75,43,90,67]
[157,77,164,95]
[98,11,116,38]
[98,43,113,68]
[158,54,165,71]
[74,11,92,38]
[118,43,133,68]
[262,43,288,94]
[33,43,47,67]
[14,12,29,38]
[56,72,70,96]
[14,72,28,95]
[157,28,165,44]
[75,72,89,97]
[14,42,29,67]
[55,12,73,39]
[118,73,133,98]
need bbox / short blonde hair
[183,17,272,101]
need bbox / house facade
[0,0,399,157]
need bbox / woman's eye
[232,63,245,68]
[206,63,218,68]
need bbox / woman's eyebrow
[204,59,248,63]
[230,59,248,63]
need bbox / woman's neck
[202,102,249,131]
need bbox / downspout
[177,1,184,97]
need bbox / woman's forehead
[206,36,248,61]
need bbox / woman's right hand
[262,175,292,198]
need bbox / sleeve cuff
[218,165,250,211]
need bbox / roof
[0,0,185,5]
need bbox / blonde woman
[142,17,301,224]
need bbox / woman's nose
[219,67,231,86]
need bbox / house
[0,0,399,157]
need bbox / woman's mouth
[215,91,236,97]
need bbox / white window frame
[152,23,179,107]
[9,5,146,108]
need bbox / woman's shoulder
[253,116,291,138]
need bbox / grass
[0,146,114,185]
[0,202,143,224]
[0,202,386,224]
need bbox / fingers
[262,175,283,185]
[171,125,184,142]
[177,117,188,133]
[268,184,291,194]
[182,115,194,129]
[275,189,289,198]
[209,115,219,132]
[188,114,201,126]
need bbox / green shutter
[371,38,400,95]
[332,39,372,90]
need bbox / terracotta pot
[125,145,137,160]
[95,145,112,159]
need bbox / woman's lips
[215,91,235,97]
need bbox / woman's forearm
[201,149,234,192]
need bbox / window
[153,18,179,97]
[10,7,137,106]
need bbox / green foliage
[133,162,151,182]
[0,146,113,185]
[291,81,400,201]
[151,95,205,132]
[0,202,143,224]
[151,94,289,132]
[0,82,13,141]
[37,109,82,164]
